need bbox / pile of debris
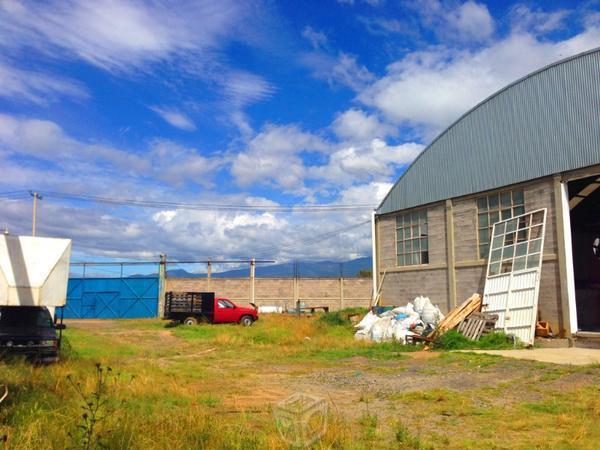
[354,296,444,344]
[355,293,499,345]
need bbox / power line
[33,190,375,212]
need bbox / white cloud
[414,0,494,42]
[0,60,88,104]
[332,109,394,142]
[359,27,600,138]
[231,124,329,191]
[509,4,570,34]
[221,71,275,108]
[302,26,328,49]
[149,106,196,131]
[0,0,246,72]
[310,139,423,186]
[338,181,393,205]
[301,52,375,92]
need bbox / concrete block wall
[376,175,563,329]
[165,277,372,311]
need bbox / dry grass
[1,313,599,449]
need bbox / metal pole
[250,257,255,304]
[29,191,42,236]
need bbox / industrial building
[372,48,600,339]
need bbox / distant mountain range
[166,256,373,278]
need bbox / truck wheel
[183,316,198,326]
[240,315,254,327]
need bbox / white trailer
[0,235,72,363]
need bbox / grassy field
[1,312,599,449]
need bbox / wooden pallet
[429,293,482,338]
[457,312,499,340]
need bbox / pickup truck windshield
[0,307,54,328]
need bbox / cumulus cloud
[310,139,423,186]
[231,124,329,191]
[415,0,495,42]
[332,109,394,142]
[509,4,570,34]
[149,106,196,131]
[358,27,600,138]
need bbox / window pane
[413,253,420,265]
[490,248,502,262]
[479,244,489,259]
[489,262,501,276]
[529,238,542,254]
[492,236,503,249]
[501,191,511,208]
[501,260,513,273]
[505,232,515,246]
[495,222,506,236]
[421,238,428,251]
[397,254,405,266]
[421,223,428,236]
[490,211,500,225]
[412,225,419,237]
[396,215,403,227]
[516,242,527,257]
[479,228,489,244]
[514,205,525,216]
[502,245,515,260]
[532,211,544,225]
[411,211,418,224]
[517,229,528,243]
[419,209,427,222]
[406,240,412,253]
[413,238,420,252]
[512,189,524,205]
[397,241,404,254]
[518,216,530,229]
[421,251,429,264]
[478,213,489,228]
[489,194,499,209]
[405,227,411,239]
[501,209,512,221]
[530,225,542,239]
[514,256,526,271]
[477,197,488,211]
[526,254,540,269]
[506,218,517,233]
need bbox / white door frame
[560,181,578,334]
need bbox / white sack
[354,311,379,331]
[369,317,394,343]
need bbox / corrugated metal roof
[377,48,600,215]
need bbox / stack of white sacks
[354,296,444,344]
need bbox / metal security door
[482,209,547,345]
[64,277,159,319]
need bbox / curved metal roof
[377,47,600,215]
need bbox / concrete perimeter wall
[165,277,372,311]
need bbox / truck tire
[183,316,198,326]
[240,315,254,327]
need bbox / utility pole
[29,191,42,236]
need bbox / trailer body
[0,235,70,363]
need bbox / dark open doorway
[568,175,600,332]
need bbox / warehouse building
[372,48,600,338]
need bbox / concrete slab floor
[457,348,600,366]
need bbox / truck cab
[214,297,258,326]
[0,306,65,363]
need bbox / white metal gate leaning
[482,208,547,345]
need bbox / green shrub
[316,307,367,327]
[434,330,518,350]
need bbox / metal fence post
[250,257,256,304]
[158,254,167,318]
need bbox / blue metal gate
[64,277,159,319]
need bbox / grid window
[476,189,525,259]
[487,210,545,277]
[395,209,428,266]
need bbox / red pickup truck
[164,291,258,326]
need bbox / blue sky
[0,0,598,263]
